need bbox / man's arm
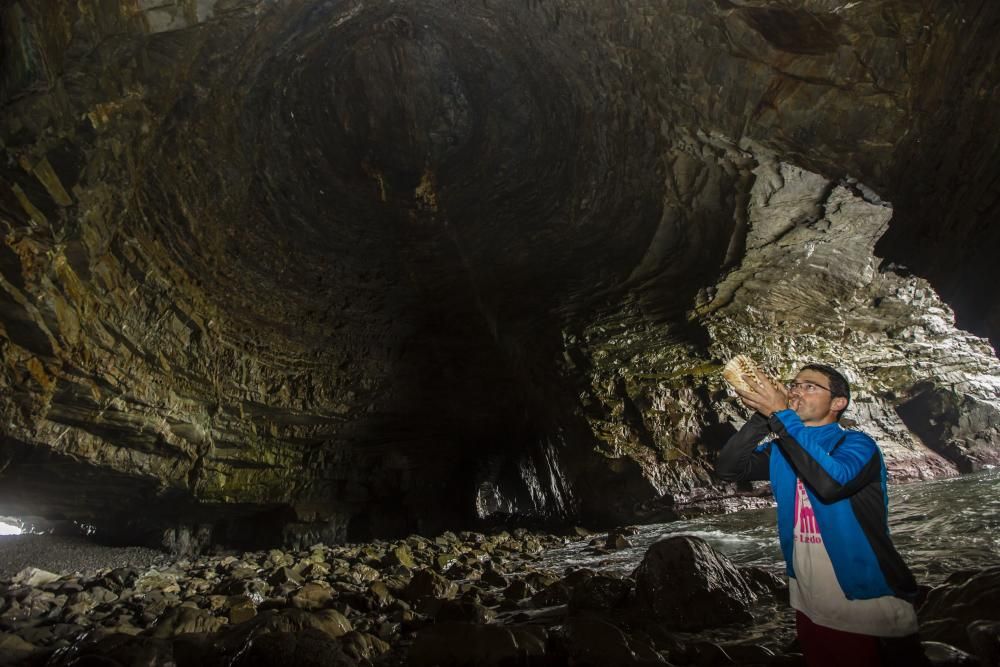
[770,410,880,502]
[715,413,772,482]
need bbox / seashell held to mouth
[722,355,764,392]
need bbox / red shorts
[795,610,881,667]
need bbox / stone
[383,545,417,569]
[568,573,633,611]
[632,536,756,630]
[267,567,303,586]
[0,633,37,663]
[339,630,390,662]
[289,582,333,610]
[228,596,258,625]
[966,620,1000,667]
[554,615,666,665]
[434,599,497,624]
[920,641,979,666]
[401,569,458,603]
[225,608,353,646]
[146,605,225,638]
[606,533,634,550]
[409,622,547,667]
[13,568,61,587]
[919,565,1000,652]
[229,628,357,667]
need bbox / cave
[1,0,999,554]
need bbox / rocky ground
[0,529,996,666]
[0,536,164,581]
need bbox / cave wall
[1,0,999,545]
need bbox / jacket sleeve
[770,409,880,502]
[715,413,772,482]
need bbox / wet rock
[339,630,390,662]
[503,579,532,601]
[0,633,38,664]
[383,545,417,569]
[919,565,1000,652]
[12,568,61,587]
[921,641,979,666]
[367,580,394,609]
[530,580,572,607]
[569,573,633,611]
[719,642,777,665]
[554,615,666,665]
[434,552,460,572]
[401,569,458,603]
[146,605,225,638]
[966,619,1000,667]
[267,567,303,587]
[229,628,357,667]
[409,622,547,667]
[632,536,756,630]
[606,533,635,550]
[225,608,353,645]
[133,570,179,594]
[227,596,257,624]
[739,566,788,600]
[46,632,176,667]
[684,641,736,665]
[434,598,497,624]
[479,564,509,589]
[289,582,333,610]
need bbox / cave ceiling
[1,0,999,544]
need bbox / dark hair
[801,363,851,420]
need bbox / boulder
[569,573,633,611]
[146,606,225,638]
[919,565,1000,652]
[553,615,666,665]
[229,628,357,667]
[409,622,547,667]
[632,536,756,630]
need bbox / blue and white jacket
[716,410,918,601]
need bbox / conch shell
[722,355,766,393]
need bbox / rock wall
[1,0,999,546]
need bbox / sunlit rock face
[1,0,999,547]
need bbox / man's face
[788,369,842,426]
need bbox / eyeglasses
[786,381,832,394]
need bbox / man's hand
[734,369,789,417]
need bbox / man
[716,363,927,667]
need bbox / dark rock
[229,628,356,667]
[606,533,634,550]
[434,599,497,624]
[966,620,1000,667]
[145,605,224,638]
[568,573,633,611]
[409,622,547,667]
[44,633,175,667]
[289,582,333,610]
[338,630,390,663]
[739,566,788,600]
[503,579,532,601]
[919,565,1000,652]
[224,608,352,646]
[553,615,666,665]
[401,569,458,603]
[632,536,756,630]
[921,641,979,666]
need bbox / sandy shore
[0,534,166,579]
